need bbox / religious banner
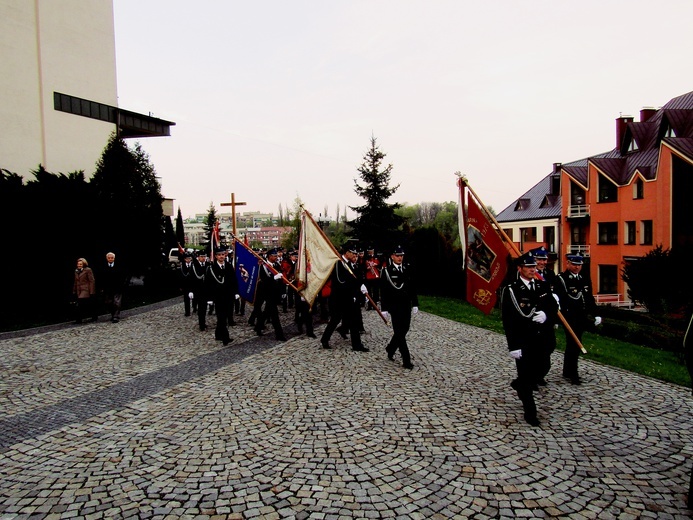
[234,239,261,304]
[459,178,510,314]
[295,210,341,308]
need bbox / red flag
[460,180,509,314]
[210,220,221,257]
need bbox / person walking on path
[380,245,418,369]
[100,252,126,323]
[501,251,559,427]
[320,245,369,352]
[73,257,97,324]
[554,254,601,385]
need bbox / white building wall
[0,0,117,177]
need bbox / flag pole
[301,207,389,326]
[232,236,302,293]
[459,177,587,354]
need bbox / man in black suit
[254,248,287,341]
[380,245,418,369]
[100,252,126,323]
[205,248,238,346]
[321,246,369,352]
[501,251,559,427]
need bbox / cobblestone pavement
[1,300,693,519]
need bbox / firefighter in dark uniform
[554,254,601,385]
[321,246,369,351]
[192,250,209,331]
[179,251,195,317]
[501,251,559,427]
[380,245,419,370]
[205,248,238,346]
[532,246,558,385]
[254,249,287,341]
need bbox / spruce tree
[91,133,163,275]
[348,136,405,252]
[204,202,218,253]
[176,207,186,246]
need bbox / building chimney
[640,107,657,122]
[552,162,562,174]
[616,115,634,149]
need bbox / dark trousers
[183,292,192,316]
[103,291,122,319]
[322,299,360,348]
[365,279,379,308]
[257,301,283,338]
[75,296,98,322]
[386,307,412,366]
[214,298,233,342]
[513,349,542,420]
[295,298,314,335]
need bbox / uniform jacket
[100,262,126,294]
[205,261,238,303]
[329,258,360,308]
[73,267,96,299]
[179,260,195,292]
[380,260,418,313]
[555,271,597,329]
[501,275,558,352]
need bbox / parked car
[168,247,181,266]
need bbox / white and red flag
[295,210,341,308]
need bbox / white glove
[381,311,390,320]
[207,301,213,305]
[594,316,602,326]
[532,311,547,324]
[274,273,283,280]
[188,292,194,300]
[552,293,560,307]
[360,284,368,294]
[235,294,240,300]
[300,297,306,302]
[412,306,418,315]
[509,349,522,360]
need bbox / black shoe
[229,320,236,326]
[276,335,287,341]
[510,379,519,391]
[200,326,207,331]
[111,317,120,323]
[306,332,316,338]
[222,338,233,346]
[387,352,395,361]
[359,329,366,334]
[563,374,582,385]
[338,330,348,340]
[352,345,369,352]
[255,328,263,336]
[185,313,191,317]
[524,414,540,427]
[321,339,331,349]
[248,318,255,326]
[403,363,414,370]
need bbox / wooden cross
[220,193,247,237]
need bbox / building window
[633,178,644,199]
[520,227,537,243]
[598,222,618,244]
[571,224,587,245]
[543,226,555,252]
[641,220,653,245]
[503,228,513,240]
[571,182,586,205]
[599,265,618,294]
[624,221,636,245]
[598,175,618,203]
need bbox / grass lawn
[419,295,692,388]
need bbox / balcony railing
[566,244,590,256]
[567,204,590,217]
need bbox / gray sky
[113,0,693,220]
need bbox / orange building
[561,91,693,303]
